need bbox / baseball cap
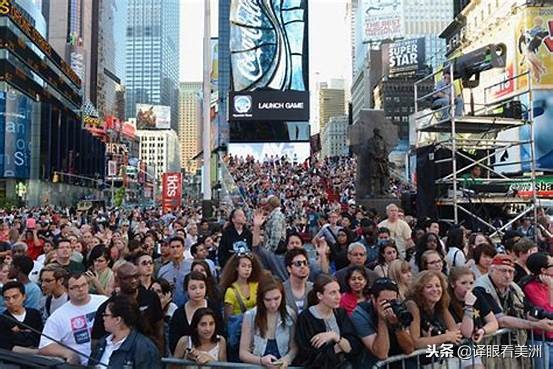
[491,254,515,268]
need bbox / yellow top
[224,282,259,315]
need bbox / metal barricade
[162,357,305,369]
[371,328,545,369]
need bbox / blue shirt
[157,260,188,307]
[24,282,42,311]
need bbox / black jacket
[0,308,43,350]
[218,224,252,268]
[88,329,161,369]
[295,307,361,369]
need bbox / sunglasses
[291,260,308,267]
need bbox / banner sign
[510,176,553,198]
[229,90,309,121]
[383,38,426,77]
[162,172,182,212]
[362,0,402,43]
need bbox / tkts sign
[162,172,182,212]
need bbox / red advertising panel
[162,172,182,212]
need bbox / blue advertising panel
[0,89,32,178]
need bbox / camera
[527,306,553,320]
[389,299,413,327]
[421,320,446,336]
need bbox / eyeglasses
[291,260,308,267]
[140,260,153,266]
[428,259,444,265]
[69,282,88,291]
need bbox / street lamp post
[202,0,212,216]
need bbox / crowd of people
[0,155,551,369]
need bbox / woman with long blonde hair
[388,259,413,299]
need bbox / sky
[179,0,351,87]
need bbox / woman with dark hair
[470,243,497,278]
[151,278,178,321]
[466,233,494,260]
[405,271,462,351]
[374,240,399,278]
[173,308,227,364]
[168,271,223,354]
[523,252,553,369]
[85,245,114,296]
[132,251,155,290]
[330,229,353,271]
[295,274,360,369]
[445,227,468,269]
[191,259,223,307]
[219,253,263,321]
[414,232,446,273]
[219,252,263,361]
[339,265,369,316]
[239,277,297,368]
[88,294,161,369]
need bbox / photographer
[351,278,414,368]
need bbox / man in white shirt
[38,272,107,365]
[378,204,414,258]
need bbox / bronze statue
[366,128,390,196]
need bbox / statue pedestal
[356,196,400,216]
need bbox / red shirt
[25,238,44,260]
[523,279,553,339]
[340,292,362,316]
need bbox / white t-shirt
[378,219,412,256]
[446,247,467,269]
[40,294,108,365]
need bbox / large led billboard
[0,88,32,178]
[136,104,171,130]
[228,142,310,162]
[229,0,309,122]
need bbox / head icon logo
[234,95,252,114]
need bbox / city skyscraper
[125,0,179,128]
[319,80,346,134]
[44,0,121,118]
[178,82,202,174]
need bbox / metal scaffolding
[414,64,539,237]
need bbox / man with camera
[351,278,415,369]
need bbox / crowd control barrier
[372,328,545,369]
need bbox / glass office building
[125,0,179,129]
